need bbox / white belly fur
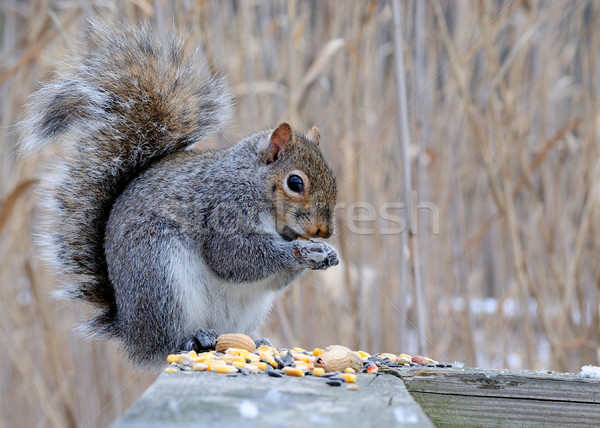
[169,241,278,339]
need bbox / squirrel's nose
[307,224,332,239]
[317,225,332,239]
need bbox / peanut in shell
[314,345,363,373]
[215,333,256,353]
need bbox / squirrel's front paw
[293,241,339,270]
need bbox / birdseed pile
[164,333,452,390]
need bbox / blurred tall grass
[1,0,599,426]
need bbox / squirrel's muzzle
[307,224,332,239]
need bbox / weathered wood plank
[111,371,433,428]
[409,392,600,428]
[391,367,600,427]
[396,367,600,403]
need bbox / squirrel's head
[261,122,337,241]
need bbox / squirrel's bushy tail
[20,21,232,338]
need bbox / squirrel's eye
[287,175,304,193]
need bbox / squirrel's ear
[265,122,292,165]
[307,126,320,146]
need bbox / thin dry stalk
[391,0,427,354]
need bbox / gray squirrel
[20,22,339,367]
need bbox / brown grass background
[1,0,599,426]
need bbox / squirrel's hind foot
[182,328,219,353]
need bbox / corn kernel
[256,345,271,352]
[397,354,411,365]
[206,359,226,370]
[291,347,308,353]
[293,361,312,371]
[164,367,178,373]
[293,353,310,363]
[344,367,356,373]
[255,362,268,371]
[232,360,246,369]
[283,367,304,377]
[166,354,179,364]
[187,350,198,358]
[313,348,325,356]
[366,364,378,374]
[380,353,397,362]
[220,355,234,364]
[259,352,277,368]
[339,373,357,383]
[245,353,261,363]
[214,364,238,373]
[226,348,249,355]
[312,367,325,376]
[192,355,213,363]
[245,364,259,374]
[178,354,192,365]
[192,363,209,371]
[357,350,370,359]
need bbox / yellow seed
[166,354,179,364]
[188,350,198,358]
[178,354,192,366]
[192,355,214,363]
[344,367,356,373]
[221,355,235,364]
[245,353,261,363]
[293,361,312,371]
[347,384,359,391]
[245,364,259,374]
[214,364,238,373]
[313,348,325,356]
[397,354,411,365]
[232,360,246,369]
[291,347,308,353]
[380,353,397,362]
[358,350,371,359]
[206,359,226,370]
[312,367,325,376]
[192,363,209,371]
[293,353,311,363]
[259,352,277,368]
[257,345,275,353]
[339,373,357,383]
[255,362,268,371]
[283,367,304,377]
[226,348,250,355]
[164,367,178,373]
